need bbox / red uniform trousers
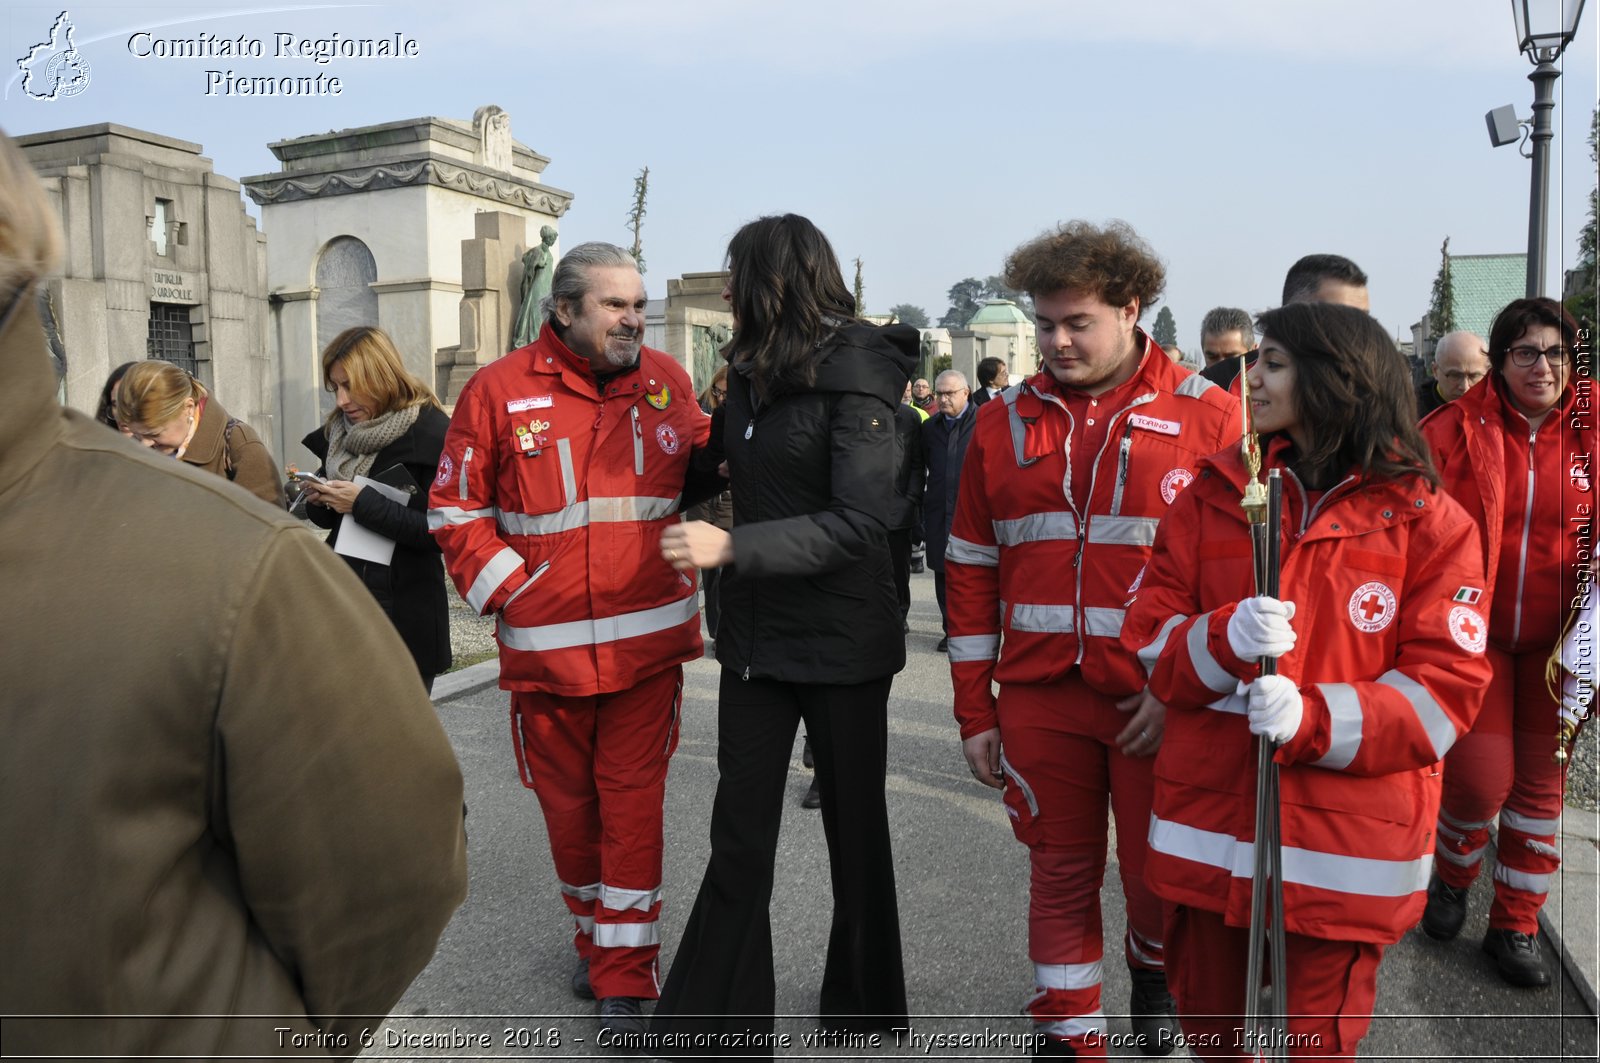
[510,664,682,999]
[997,672,1165,1058]
[1163,904,1382,1061]
[1435,646,1566,933]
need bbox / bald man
[1418,331,1489,419]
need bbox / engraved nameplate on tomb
[150,269,200,305]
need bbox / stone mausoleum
[241,106,572,468]
[17,124,273,431]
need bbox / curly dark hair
[1001,220,1165,315]
[1255,302,1438,489]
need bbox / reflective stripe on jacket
[946,338,1240,739]
[1121,440,1493,943]
[428,331,710,696]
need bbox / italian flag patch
[1453,586,1482,605]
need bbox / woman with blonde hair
[300,325,453,689]
[115,359,285,508]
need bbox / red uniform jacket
[1421,373,1597,652]
[1122,441,1493,943]
[945,343,1239,739]
[428,330,710,696]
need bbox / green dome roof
[967,299,1031,327]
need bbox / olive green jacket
[0,292,468,1058]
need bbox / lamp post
[1510,0,1588,298]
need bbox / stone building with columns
[17,124,273,431]
[240,105,572,468]
[950,299,1035,387]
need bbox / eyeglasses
[1441,370,1488,385]
[935,388,967,398]
[1506,344,1571,367]
[710,387,726,399]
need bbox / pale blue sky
[4,0,1596,344]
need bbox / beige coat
[181,394,287,509]
[0,293,468,1058]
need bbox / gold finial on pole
[1238,353,1268,525]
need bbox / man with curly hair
[944,220,1240,1058]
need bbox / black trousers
[933,566,948,634]
[887,528,912,621]
[652,670,908,1057]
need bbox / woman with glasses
[115,359,285,508]
[1417,296,1594,988]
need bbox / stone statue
[473,104,513,173]
[511,226,558,350]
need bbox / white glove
[1227,596,1297,660]
[1245,674,1303,744]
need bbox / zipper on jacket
[458,445,473,502]
[1109,425,1134,516]
[1064,392,1153,666]
[1282,467,1356,540]
[631,405,645,476]
[1512,426,1537,644]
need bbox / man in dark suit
[921,369,978,650]
[971,356,1007,407]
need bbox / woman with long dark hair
[651,214,917,1053]
[299,326,453,690]
[1122,303,1493,1059]
[1417,297,1594,988]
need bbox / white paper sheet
[332,476,413,566]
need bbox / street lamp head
[1510,0,1588,62]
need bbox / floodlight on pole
[1507,0,1588,297]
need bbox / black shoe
[598,995,647,1038]
[801,778,822,809]
[1128,967,1179,1056]
[1034,1036,1077,1057]
[802,736,814,769]
[571,955,595,1000]
[1482,927,1551,988]
[936,636,949,652]
[1421,877,1470,941]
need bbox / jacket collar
[1019,329,1180,409]
[0,286,67,499]
[528,327,645,396]
[1195,435,1427,538]
[179,394,227,468]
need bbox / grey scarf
[324,403,421,482]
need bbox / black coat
[889,403,926,532]
[303,406,453,679]
[920,401,978,571]
[714,322,919,684]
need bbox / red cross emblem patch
[1347,581,1397,633]
[655,423,680,455]
[1448,605,1488,653]
[1160,468,1194,504]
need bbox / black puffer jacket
[303,406,453,679]
[715,322,918,684]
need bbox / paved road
[370,573,1596,1061]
